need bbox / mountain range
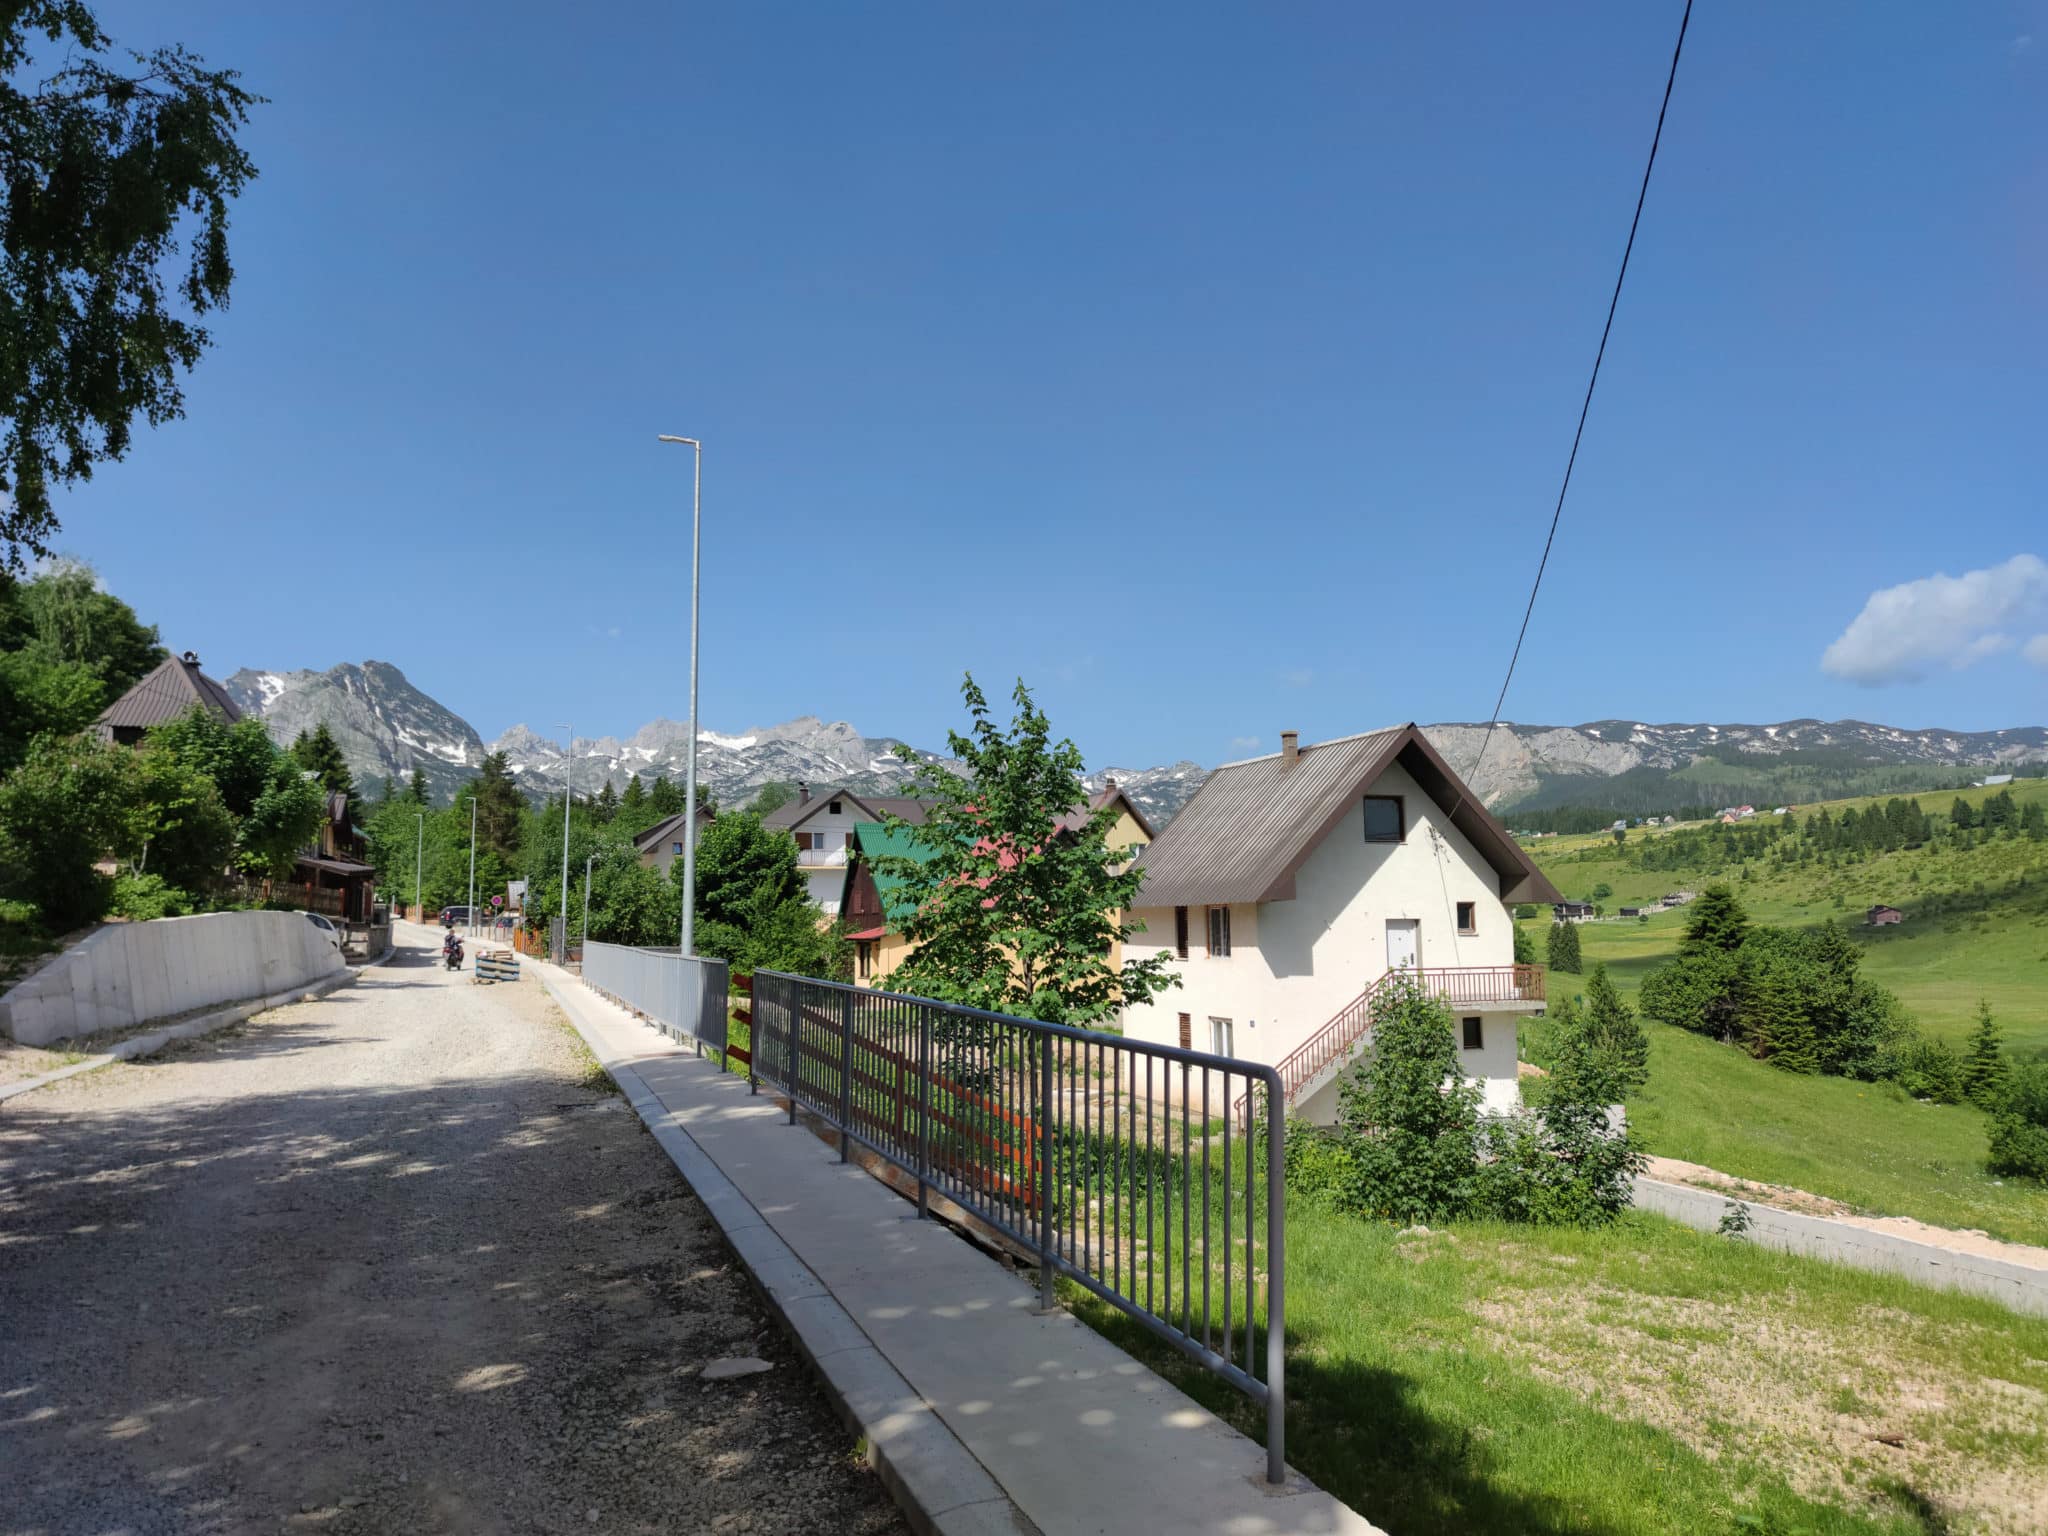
[223,660,2048,827]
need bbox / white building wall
[1123,760,1520,1100]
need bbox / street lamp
[414,811,423,925]
[466,794,478,938]
[658,432,702,957]
[557,722,574,963]
[581,850,595,953]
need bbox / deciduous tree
[0,6,260,569]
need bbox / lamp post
[414,811,423,925]
[466,794,478,938]
[557,722,574,963]
[657,433,702,956]
[581,851,595,954]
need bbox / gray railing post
[916,1004,932,1220]
[1264,1074,1286,1485]
[839,987,854,1162]
[1038,1030,1055,1311]
[786,984,797,1126]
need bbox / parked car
[439,905,473,928]
[302,912,342,951]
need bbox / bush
[1475,1104,1640,1228]
[1282,1122,1364,1204]
[1327,979,1482,1223]
[1987,1061,2048,1183]
[1882,1033,1964,1105]
[0,734,139,929]
[110,873,193,921]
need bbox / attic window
[1206,906,1232,957]
[829,800,842,814]
[1174,906,1189,960]
[1363,795,1404,843]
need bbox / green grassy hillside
[1522,777,2048,1053]
[1516,778,2048,1236]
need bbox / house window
[856,940,872,979]
[1211,1017,1234,1056]
[1456,901,1477,935]
[829,800,842,815]
[1206,905,1231,957]
[1177,1012,1191,1050]
[1174,906,1189,960]
[672,842,683,855]
[1363,795,1404,842]
[1462,1017,1483,1051]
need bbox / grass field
[1510,777,2048,1239]
[1073,1200,2048,1536]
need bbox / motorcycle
[442,935,464,972]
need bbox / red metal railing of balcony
[1232,964,1545,1125]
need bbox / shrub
[1987,1061,2048,1183]
[1282,1121,1364,1204]
[110,873,193,922]
[0,733,139,929]
[1883,1034,1964,1105]
[1326,979,1482,1223]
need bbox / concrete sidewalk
[533,962,1381,1536]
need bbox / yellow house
[836,780,1158,989]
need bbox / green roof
[849,820,935,927]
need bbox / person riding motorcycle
[442,929,464,970]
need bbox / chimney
[1103,775,1117,790]
[1280,730,1299,764]
[798,781,810,803]
[181,650,200,665]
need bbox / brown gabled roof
[1131,723,1561,908]
[630,804,716,852]
[95,651,241,735]
[1053,782,1158,840]
[761,788,933,832]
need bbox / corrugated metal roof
[630,805,714,851]
[849,820,933,925]
[1131,724,1561,908]
[95,652,243,733]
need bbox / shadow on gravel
[0,1045,903,1535]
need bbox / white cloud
[1229,735,1261,750]
[2011,33,2035,55]
[2025,634,2048,669]
[1821,554,2048,684]
[1280,668,1313,689]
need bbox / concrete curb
[1634,1175,2048,1318]
[0,968,358,1106]
[534,965,1036,1536]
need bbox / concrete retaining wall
[0,911,346,1047]
[1634,1176,2048,1319]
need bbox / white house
[760,786,934,915]
[1122,724,1561,1119]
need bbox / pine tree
[290,723,354,801]
[472,751,524,862]
[647,772,683,816]
[1963,1001,2010,1111]
[1950,797,1978,830]
[1679,884,1748,956]
[595,779,617,822]
[1580,963,1650,1100]
[620,774,645,812]
[409,766,429,804]
[1546,920,1582,975]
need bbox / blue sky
[55,2,2048,765]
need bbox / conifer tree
[1963,1001,2010,1111]
[290,724,354,802]
[1581,963,1650,1100]
[1679,884,1748,956]
[1546,919,1582,975]
[409,766,429,804]
[621,774,645,812]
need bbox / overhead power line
[1461,0,1694,800]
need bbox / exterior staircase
[1234,964,1545,1126]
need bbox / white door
[1210,1017,1234,1057]
[1385,919,1420,971]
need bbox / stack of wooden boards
[474,948,520,984]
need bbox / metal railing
[750,970,1287,1483]
[1242,964,1547,1126]
[793,847,848,868]
[582,942,729,1051]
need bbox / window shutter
[1178,1012,1191,1050]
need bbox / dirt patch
[1473,1283,2048,1533]
[1646,1155,2048,1270]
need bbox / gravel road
[0,934,906,1536]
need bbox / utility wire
[1460,0,1694,803]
